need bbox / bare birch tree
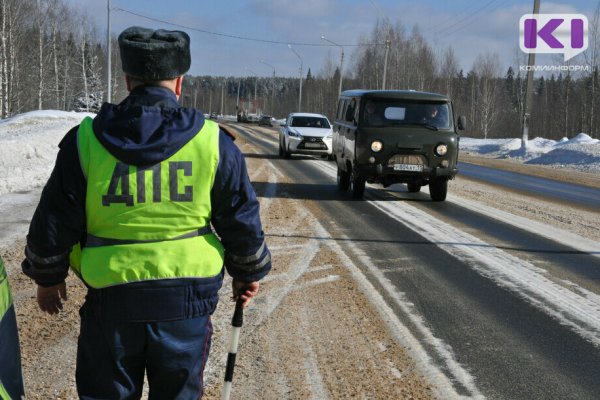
[473,53,501,139]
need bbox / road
[2,121,599,399]
[458,161,600,211]
[227,122,600,399]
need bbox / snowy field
[1,110,599,196]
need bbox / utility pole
[107,0,111,103]
[522,0,541,150]
[382,36,390,90]
[368,1,390,90]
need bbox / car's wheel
[337,165,350,191]
[350,170,366,199]
[429,179,448,201]
[407,182,421,193]
[282,139,291,159]
[278,139,283,156]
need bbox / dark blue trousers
[76,299,213,400]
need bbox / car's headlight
[371,140,383,152]
[324,131,333,139]
[288,130,300,137]
[434,143,448,156]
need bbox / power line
[431,0,503,37]
[420,1,488,34]
[113,7,382,48]
[435,0,510,38]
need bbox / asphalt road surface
[234,123,600,399]
[458,161,600,211]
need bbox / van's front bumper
[355,164,458,179]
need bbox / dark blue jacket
[23,86,271,320]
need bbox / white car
[279,113,333,159]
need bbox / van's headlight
[434,143,448,156]
[371,140,383,152]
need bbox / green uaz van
[333,90,465,201]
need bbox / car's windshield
[361,100,451,129]
[291,116,331,129]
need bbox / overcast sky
[63,0,597,78]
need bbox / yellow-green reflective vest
[0,258,23,400]
[73,117,224,288]
[0,259,11,330]
[0,259,9,400]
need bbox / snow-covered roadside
[0,110,94,196]
[460,133,600,174]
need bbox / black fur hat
[118,26,191,81]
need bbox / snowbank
[0,110,95,196]
[460,134,600,174]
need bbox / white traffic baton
[221,299,244,400]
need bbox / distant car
[209,112,219,120]
[279,113,333,159]
[247,114,260,123]
[258,115,275,127]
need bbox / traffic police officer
[0,256,25,399]
[22,26,271,399]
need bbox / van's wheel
[337,165,350,191]
[350,171,366,199]
[429,179,448,201]
[407,183,421,193]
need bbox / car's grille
[298,137,327,150]
[387,154,427,166]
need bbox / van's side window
[345,98,356,123]
[339,99,348,121]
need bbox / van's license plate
[393,164,423,172]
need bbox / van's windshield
[361,100,452,129]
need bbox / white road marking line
[306,264,334,273]
[293,275,340,290]
[256,168,278,214]
[260,272,289,282]
[387,360,403,379]
[268,244,308,251]
[300,301,330,400]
